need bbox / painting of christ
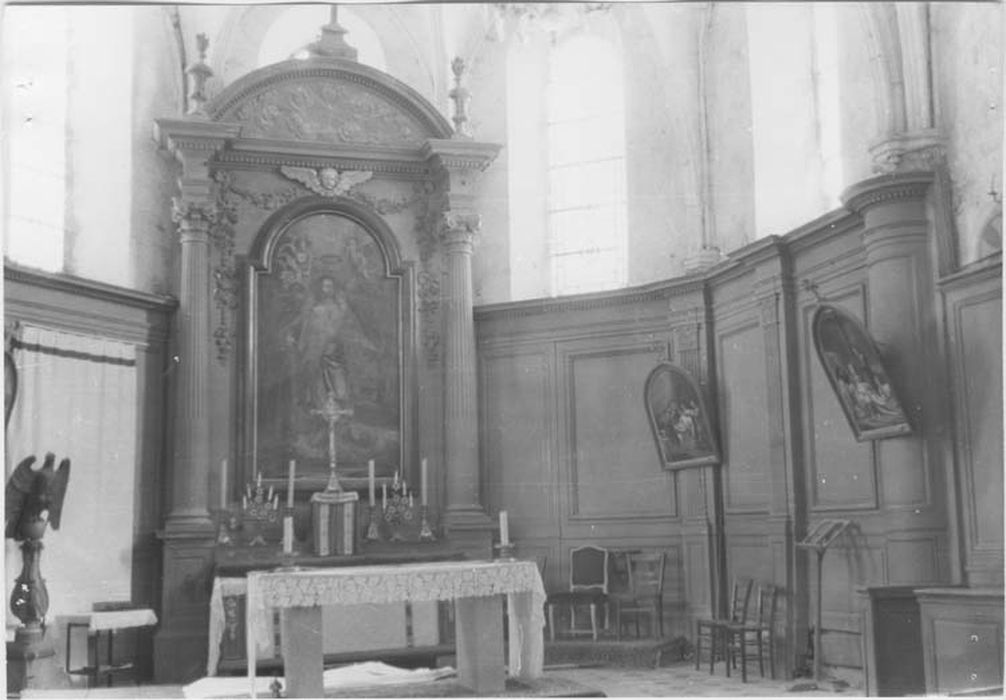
[253,213,401,484]
[644,362,719,469]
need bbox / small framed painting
[644,363,720,470]
[811,304,912,441]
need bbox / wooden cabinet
[859,586,925,696]
[917,588,1004,695]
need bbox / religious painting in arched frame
[811,304,911,441]
[241,199,415,492]
[644,363,719,470]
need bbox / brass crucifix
[313,391,354,493]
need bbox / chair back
[627,551,666,599]
[755,583,778,628]
[728,576,754,623]
[569,545,609,594]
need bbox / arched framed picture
[644,363,720,470]
[811,305,911,441]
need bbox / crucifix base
[310,490,359,556]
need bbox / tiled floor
[553,662,848,697]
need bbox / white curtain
[5,324,138,629]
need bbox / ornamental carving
[280,166,373,198]
[226,80,426,146]
[171,198,218,228]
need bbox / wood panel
[800,287,876,510]
[942,258,1003,586]
[564,344,676,520]
[481,349,556,536]
[717,321,771,512]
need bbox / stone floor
[24,664,853,698]
[553,662,848,697]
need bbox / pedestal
[310,491,359,556]
[7,625,69,695]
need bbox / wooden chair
[613,551,666,639]
[545,545,610,641]
[693,576,753,674]
[724,583,779,681]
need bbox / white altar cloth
[245,559,545,698]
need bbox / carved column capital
[868,129,945,176]
[439,211,481,253]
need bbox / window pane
[549,160,625,211]
[549,207,620,255]
[549,116,625,165]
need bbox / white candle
[499,510,509,546]
[257,472,262,490]
[267,485,273,503]
[368,460,376,506]
[282,516,294,554]
[382,483,387,510]
[273,494,278,510]
[409,493,414,508]
[421,458,428,507]
[220,459,227,510]
[287,460,296,508]
[242,495,247,510]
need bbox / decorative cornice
[937,251,1002,290]
[154,118,242,156]
[4,264,178,313]
[474,275,706,322]
[422,139,502,172]
[214,142,431,179]
[841,171,934,215]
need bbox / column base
[7,625,71,695]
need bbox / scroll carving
[227,81,426,146]
[417,269,442,367]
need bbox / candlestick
[368,460,376,507]
[499,510,509,546]
[220,458,227,510]
[287,459,296,508]
[421,458,428,507]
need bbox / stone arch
[856,2,907,139]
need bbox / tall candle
[499,510,510,546]
[287,460,296,508]
[282,516,294,554]
[382,483,387,510]
[368,460,376,506]
[220,459,227,510]
[421,458,428,507]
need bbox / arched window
[546,34,627,296]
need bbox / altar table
[245,559,545,698]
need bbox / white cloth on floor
[182,661,455,698]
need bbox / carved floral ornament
[171,197,218,228]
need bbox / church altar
[245,559,545,698]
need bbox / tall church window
[2,7,69,272]
[546,34,627,296]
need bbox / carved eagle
[280,166,373,198]
[5,453,71,541]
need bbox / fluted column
[152,118,240,682]
[441,213,481,515]
[169,197,216,530]
[423,139,500,548]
